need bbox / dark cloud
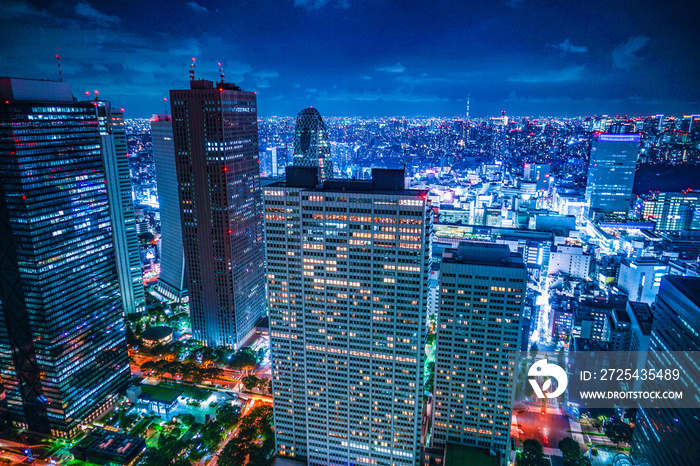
[0,0,696,117]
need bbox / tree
[529,342,539,359]
[216,404,241,430]
[206,366,224,380]
[256,347,267,362]
[180,413,196,426]
[142,435,189,466]
[520,438,547,466]
[228,348,258,372]
[242,374,260,391]
[424,361,435,394]
[604,420,633,446]
[218,436,248,466]
[125,326,138,345]
[139,231,155,243]
[259,377,273,395]
[200,422,225,451]
[426,328,436,346]
[558,437,582,466]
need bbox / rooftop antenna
[56,54,62,82]
[218,62,225,83]
[189,57,196,81]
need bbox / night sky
[2,0,698,118]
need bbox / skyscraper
[265,168,431,466]
[0,78,130,436]
[641,191,700,231]
[151,114,187,301]
[100,106,146,314]
[630,275,700,465]
[292,107,332,183]
[431,243,526,458]
[585,133,640,217]
[170,79,265,347]
[617,258,668,304]
[523,162,551,193]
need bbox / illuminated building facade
[585,133,640,217]
[265,168,430,466]
[523,162,551,192]
[641,191,700,232]
[0,78,130,436]
[431,243,526,458]
[293,107,332,183]
[151,114,188,301]
[631,276,700,465]
[100,105,146,314]
[170,79,265,347]
[617,258,668,304]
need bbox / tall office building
[0,78,130,436]
[170,79,265,347]
[585,133,640,217]
[631,276,700,465]
[261,146,286,178]
[292,107,332,183]
[641,191,700,231]
[431,243,526,458]
[101,106,146,314]
[265,168,431,466]
[523,162,551,192]
[151,114,187,301]
[617,258,668,304]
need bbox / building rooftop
[71,429,146,463]
[664,275,700,310]
[141,326,173,341]
[277,167,429,196]
[0,76,73,102]
[442,243,524,268]
[138,384,182,405]
[627,301,654,335]
[444,443,499,466]
[614,308,631,323]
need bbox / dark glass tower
[292,107,332,183]
[0,78,130,436]
[170,79,265,348]
[630,275,700,465]
[585,133,640,217]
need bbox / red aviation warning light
[56,54,62,82]
[218,62,225,82]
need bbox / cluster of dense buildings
[0,75,699,466]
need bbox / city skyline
[1,0,698,118]
[1,2,700,464]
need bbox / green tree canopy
[520,438,548,466]
[242,375,260,390]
